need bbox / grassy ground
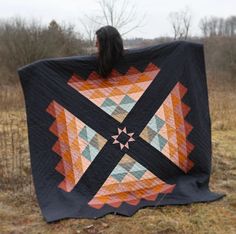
[0,77,236,234]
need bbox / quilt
[18,40,224,222]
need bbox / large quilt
[18,40,224,222]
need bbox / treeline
[199,16,236,80]
[0,18,89,83]
[200,16,236,37]
[0,16,235,85]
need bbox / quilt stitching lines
[45,62,194,209]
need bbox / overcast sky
[0,0,235,39]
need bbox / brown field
[0,73,236,234]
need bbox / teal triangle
[150,135,161,150]
[147,127,157,141]
[147,115,165,133]
[119,103,135,112]
[130,170,146,180]
[101,98,117,107]
[90,135,99,149]
[82,145,92,161]
[79,126,88,141]
[157,134,167,150]
[148,117,158,132]
[155,116,165,132]
[82,144,100,161]
[85,126,96,142]
[111,173,127,182]
[101,105,117,115]
[88,145,99,160]
[130,162,146,172]
[151,134,167,151]
[120,162,135,172]
[111,165,127,175]
[112,106,128,115]
[120,95,135,104]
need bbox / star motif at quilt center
[111,127,135,150]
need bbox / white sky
[0,0,235,39]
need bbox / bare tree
[218,18,225,36]
[182,11,191,40]
[199,16,236,37]
[208,17,219,36]
[199,17,209,37]
[79,0,147,49]
[225,16,236,36]
[0,17,87,80]
[168,7,192,40]
[79,16,102,53]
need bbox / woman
[94,25,126,79]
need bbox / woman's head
[95,25,124,78]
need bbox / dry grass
[0,83,25,110]
[0,76,236,234]
[208,73,236,131]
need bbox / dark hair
[95,25,124,78]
